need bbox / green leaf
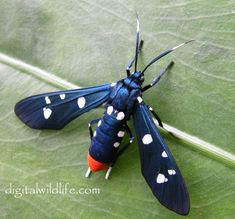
[0,1,234,218]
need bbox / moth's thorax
[108,78,142,118]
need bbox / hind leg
[85,118,102,178]
[105,124,134,179]
[88,118,101,138]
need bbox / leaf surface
[0,1,234,218]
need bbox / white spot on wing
[93,131,96,137]
[111,82,116,87]
[117,131,125,137]
[156,173,168,184]
[45,96,51,104]
[116,112,125,120]
[161,151,168,158]
[43,107,52,119]
[77,97,86,108]
[98,120,102,127]
[113,142,120,148]
[142,134,153,145]
[60,94,66,100]
[107,106,113,115]
[168,169,176,175]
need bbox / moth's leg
[85,118,101,178]
[126,40,144,76]
[142,61,174,92]
[85,167,92,178]
[88,118,101,139]
[105,124,134,180]
[147,105,177,138]
[147,105,164,128]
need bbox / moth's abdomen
[88,105,126,172]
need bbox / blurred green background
[0,0,234,218]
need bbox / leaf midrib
[1,52,234,168]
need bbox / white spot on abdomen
[113,142,120,148]
[156,173,168,184]
[137,96,143,103]
[45,96,51,104]
[60,94,66,100]
[161,151,168,158]
[168,169,176,175]
[116,112,125,120]
[77,97,86,108]
[107,106,113,115]
[142,134,153,145]
[43,108,52,119]
[117,131,125,137]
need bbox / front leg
[142,61,174,92]
[147,105,164,128]
[147,105,178,139]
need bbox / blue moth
[15,16,193,215]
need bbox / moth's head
[131,71,144,84]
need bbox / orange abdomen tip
[87,153,109,172]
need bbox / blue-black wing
[15,83,113,129]
[133,100,190,215]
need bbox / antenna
[141,40,194,73]
[134,14,140,72]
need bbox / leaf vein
[1,52,234,168]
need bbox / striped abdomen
[87,105,126,172]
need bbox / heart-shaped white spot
[43,108,52,119]
[156,173,168,184]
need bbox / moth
[15,16,192,215]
